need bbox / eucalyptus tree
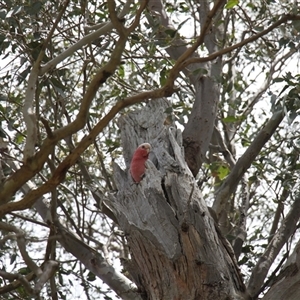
[0,0,300,299]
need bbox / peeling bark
[109,99,245,300]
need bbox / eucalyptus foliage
[0,1,300,299]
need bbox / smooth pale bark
[213,110,285,220]
[246,196,300,298]
[262,240,300,300]
[148,0,223,177]
[183,76,220,176]
[109,99,245,300]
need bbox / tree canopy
[0,0,300,299]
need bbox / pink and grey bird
[130,143,151,183]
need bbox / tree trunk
[108,99,246,300]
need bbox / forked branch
[213,110,285,218]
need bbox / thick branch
[232,178,250,259]
[22,0,70,161]
[0,221,41,276]
[0,86,174,216]
[0,158,142,300]
[107,0,127,35]
[182,76,220,176]
[182,14,300,69]
[54,222,142,300]
[0,270,34,295]
[0,1,150,207]
[33,260,59,295]
[148,0,224,176]
[268,189,287,243]
[165,0,226,86]
[246,196,300,298]
[0,17,131,205]
[39,0,132,75]
[262,239,300,300]
[213,110,285,218]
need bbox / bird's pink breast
[130,149,149,182]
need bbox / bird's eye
[141,145,145,148]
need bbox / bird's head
[139,143,151,152]
[136,143,151,158]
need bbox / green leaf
[15,133,25,144]
[0,94,8,101]
[164,107,173,114]
[6,6,23,18]
[165,29,177,38]
[118,65,125,79]
[222,115,239,123]
[0,126,6,138]
[217,165,229,180]
[17,66,31,84]
[177,18,189,31]
[226,81,233,93]
[10,253,17,264]
[273,77,284,83]
[87,271,96,281]
[292,20,300,32]
[50,77,66,90]
[288,111,298,125]
[131,34,139,41]
[58,272,64,285]
[24,1,42,15]
[242,245,254,253]
[225,0,239,9]
[192,68,208,76]
[18,267,30,275]
[0,9,6,19]
[159,67,168,86]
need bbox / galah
[130,143,151,183]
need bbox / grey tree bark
[262,239,300,300]
[108,99,245,300]
[148,0,224,177]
